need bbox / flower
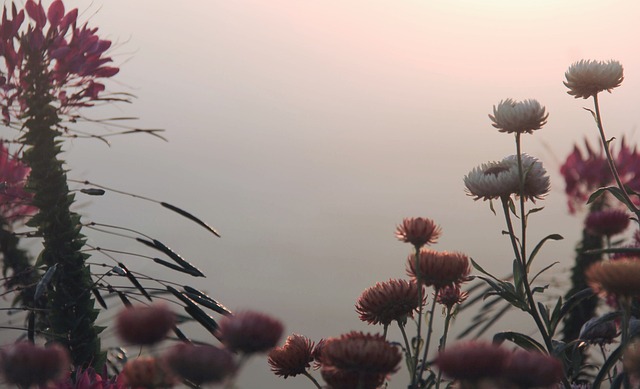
[564,59,624,99]
[217,310,284,354]
[0,342,70,387]
[406,249,471,289]
[0,142,35,223]
[436,284,469,309]
[119,356,175,388]
[0,0,120,124]
[561,137,640,213]
[464,159,520,200]
[312,338,326,370]
[586,258,640,298]
[489,98,548,134]
[50,367,123,389]
[502,154,550,201]
[395,217,442,248]
[502,350,564,388]
[319,332,401,375]
[164,343,236,385]
[434,341,509,381]
[578,317,618,345]
[355,279,423,325]
[585,209,630,237]
[115,303,175,345]
[268,334,315,378]
[320,366,386,389]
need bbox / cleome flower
[564,59,624,99]
[268,334,315,378]
[395,217,442,248]
[489,98,548,134]
[217,310,284,354]
[586,258,640,299]
[0,142,36,223]
[355,278,424,325]
[406,248,471,289]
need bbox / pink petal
[47,0,64,28]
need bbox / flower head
[561,137,640,213]
[164,343,236,385]
[395,217,441,248]
[585,209,630,237]
[503,154,551,201]
[564,59,624,99]
[217,310,284,354]
[407,249,471,289]
[319,332,401,375]
[434,341,509,381]
[436,284,469,309]
[502,350,564,388]
[489,98,548,134]
[355,279,423,325]
[119,356,175,388]
[320,366,385,389]
[115,303,175,345]
[586,258,640,299]
[0,143,35,223]
[0,342,70,387]
[268,334,315,378]
[464,159,520,200]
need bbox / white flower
[464,160,520,200]
[489,98,548,134]
[503,154,550,201]
[564,59,623,99]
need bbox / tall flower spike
[564,59,624,99]
[489,98,548,134]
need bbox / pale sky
[4,1,640,387]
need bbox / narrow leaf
[80,188,106,196]
[527,234,564,268]
[152,258,204,277]
[92,288,108,309]
[493,331,545,353]
[160,202,221,237]
[183,286,232,315]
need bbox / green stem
[411,245,423,388]
[592,94,640,217]
[302,371,322,389]
[435,306,453,389]
[398,320,414,376]
[417,288,439,385]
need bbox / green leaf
[160,202,221,237]
[548,297,563,337]
[559,288,595,320]
[526,207,545,216]
[527,234,563,269]
[493,331,545,353]
[530,261,560,284]
[588,186,636,213]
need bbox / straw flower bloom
[355,279,423,325]
[407,249,471,289]
[464,159,520,200]
[503,154,550,201]
[578,317,618,345]
[395,217,441,248]
[585,209,630,237]
[436,284,469,309]
[320,367,385,389]
[164,343,236,385]
[268,334,315,378]
[217,310,284,354]
[502,350,564,388]
[489,98,548,134]
[0,342,70,387]
[586,258,640,298]
[564,59,624,99]
[319,332,401,375]
[120,356,176,388]
[115,303,175,345]
[434,341,509,381]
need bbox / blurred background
[3,0,640,387]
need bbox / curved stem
[398,320,414,377]
[592,94,640,219]
[302,371,323,389]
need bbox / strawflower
[318,331,401,375]
[464,159,520,200]
[489,98,548,134]
[119,356,175,388]
[585,209,630,237]
[434,341,509,381]
[0,342,70,387]
[503,154,550,201]
[436,283,469,309]
[564,59,624,99]
[502,350,564,388]
[355,278,423,325]
[268,333,315,378]
[586,258,640,299]
[320,366,385,389]
[395,217,441,248]
[115,303,175,345]
[406,248,471,289]
[217,310,284,354]
[164,343,236,385]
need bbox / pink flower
[318,332,401,375]
[0,142,35,223]
[502,350,564,388]
[217,310,284,354]
[560,137,640,213]
[585,209,630,237]
[436,284,469,309]
[268,334,315,378]
[434,341,509,381]
[115,303,175,345]
[406,249,471,289]
[355,278,423,325]
[163,343,236,385]
[395,217,442,248]
[0,342,70,387]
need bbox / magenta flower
[0,0,119,124]
[0,142,35,223]
[560,137,640,213]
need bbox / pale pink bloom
[564,59,624,99]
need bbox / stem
[410,245,423,388]
[398,320,414,376]
[382,323,388,340]
[302,371,322,389]
[592,94,639,216]
[417,288,439,385]
[435,306,453,389]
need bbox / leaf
[152,258,204,277]
[493,331,545,353]
[548,297,563,337]
[80,188,106,196]
[92,288,108,309]
[118,262,152,301]
[530,261,560,284]
[136,238,205,277]
[183,286,232,315]
[160,202,221,237]
[527,234,563,269]
[559,288,595,320]
[538,302,551,331]
[526,207,545,216]
[35,264,57,300]
[592,344,623,389]
[588,186,636,213]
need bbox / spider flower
[268,334,315,378]
[489,98,548,134]
[395,217,441,248]
[0,143,35,223]
[564,59,624,99]
[355,278,423,325]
